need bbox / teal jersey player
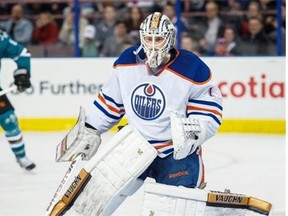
[0,30,36,171]
[0,30,30,76]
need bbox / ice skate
[17,156,36,172]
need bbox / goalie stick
[46,154,84,216]
[0,85,17,96]
[46,106,100,215]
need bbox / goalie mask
[139,12,176,69]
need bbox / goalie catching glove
[56,107,101,162]
[14,69,31,92]
[170,110,206,160]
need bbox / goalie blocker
[55,107,101,162]
[48,124,157,216]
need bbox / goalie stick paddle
[0,85,17,96]
[46,154,84,216]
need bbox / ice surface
[0,132,285,216]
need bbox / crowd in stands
[0,0,285,57]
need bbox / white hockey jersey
[86,46,223,158]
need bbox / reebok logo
[168,170,189,179]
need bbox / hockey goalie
[46,12,272,216]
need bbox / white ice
[0,132,285,216]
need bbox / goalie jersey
[86,46,223,158]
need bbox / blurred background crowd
[0,0,285,57]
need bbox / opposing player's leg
[142,182,273,216]
[48,125,157,216]
[0,94,35,171]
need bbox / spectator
[100,20,131,57]
[94,5,117,53]
[181,35,201,56]
[264,16,286,54]
[0,4,33,45]
[241,17,276,55]
[198,1,224,55]
[214,38,228,56]
[162,3,190,34]
[126,7,144,44]
[58,11,88,48]
[32,12,59,45]
[219,26,241,56]
[214,31,241,56]
[221,0,243,31]
[81,25,98,57]
[239,1,263,39]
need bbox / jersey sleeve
[85,47,139,133]
[1,31,31,75]
[186,71,223,143]
[85,68,125,133]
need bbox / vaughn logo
[131,83,165,120]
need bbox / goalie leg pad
[52,125,157,216]
[142,182,208,216]
[142,182,273,216]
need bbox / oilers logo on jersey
[131,83,166,120]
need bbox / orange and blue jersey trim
[167,49,211,84]
[113,45,145,67]
[93,91,125,120]
[187,99,222,125]
[148,139,174,157]
[188,99,223,110]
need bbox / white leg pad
[142,182,208,216]
[55,125,157,216]
[141,182,273,216]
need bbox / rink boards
[0,57,285,134]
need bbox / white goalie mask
[139,12,176,69]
